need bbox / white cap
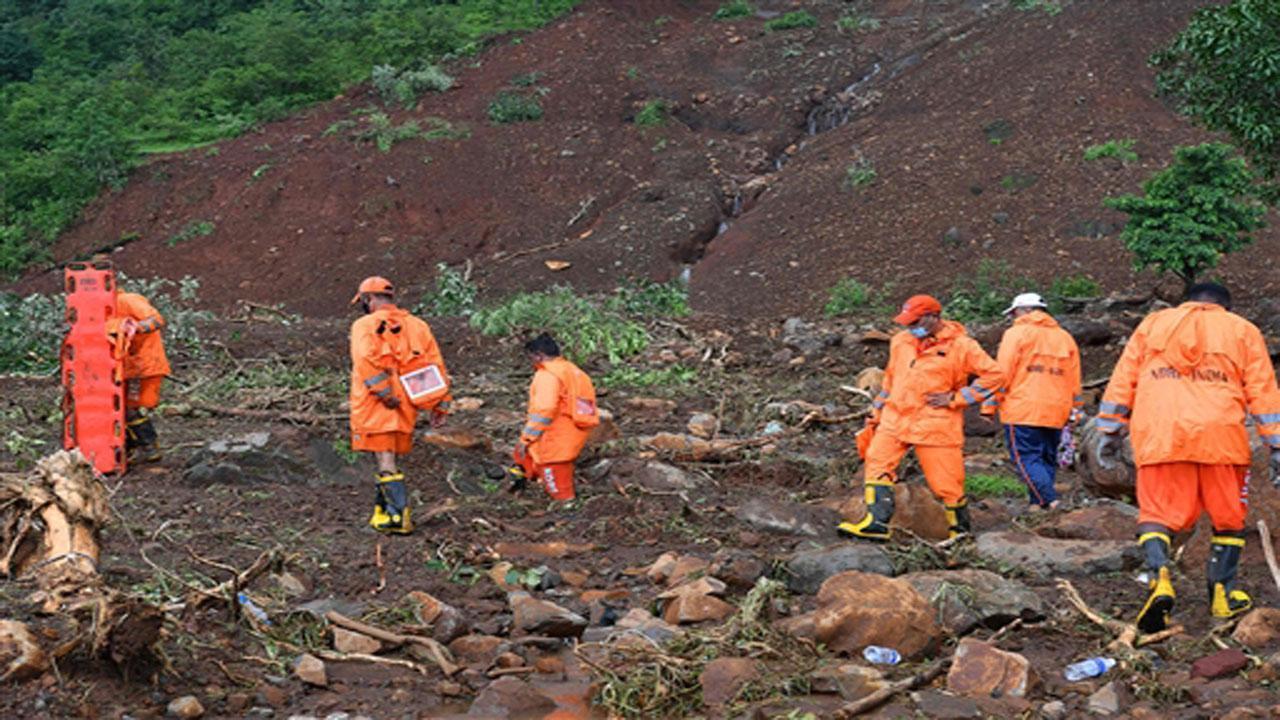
[1003,292,1048,315]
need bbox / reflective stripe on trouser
[863,430,966,505]
[1003,424,1061,507]
[1136,462,1248,533]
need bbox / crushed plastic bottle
[1063,657,1115,682]
[862,645,901,665]
[237,592,272,626]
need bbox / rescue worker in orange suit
[116,290,170,463]
[983,292,1082,510]
[349,277,451,534]
[1097,282,1280,632]
[839,294,1004,540]
[508,333,595,502]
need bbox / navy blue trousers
[1004,424,1062,507]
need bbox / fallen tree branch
[324,610,459,676]
[1056,578,1183,653]
[1258,520,1280,595]
[186,546,282,610]
[274,639,433,676]
[834,658,950,718]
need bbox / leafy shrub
[606,278,690,318]
[967,473,1026,499]
[634,100,667,127]
[600,365,696,389]
[511,71,543,87]
[372,64,454,107]
[1104,143,1265,290]
[416,263,478,317]
[824,278,871,317]
[844,159,877,188]
[947,260,1033,323]
[471,286,648,364]
[1049,274,1101,299]
[488,92,543,124]
[765,11,817,31]
[714,1,754,20]
[1083,139,1138,163]
[166,220,215,247]
[836,12,881,32]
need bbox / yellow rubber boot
[1137,566,1176,634]
[370,472,413,535]
[1208,534,1251,620]
[838,482,893,541]
[944,498,972,539]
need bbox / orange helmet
[893,294,943,325]
[351,276,394,304]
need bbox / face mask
[909,325,930,339]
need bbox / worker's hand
[1095,431,1121,470]
[121,318,138,342]
[380,395,401,410]
[1271,449,1280,488]
[925,392,953,408]
[430,409,447,429]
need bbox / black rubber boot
[1208,531,1251,620]
[370,472,412,535]
[838,482,894,541]
[1136,525,1175,633]
[944,498,972,539]
[126,413,161,463]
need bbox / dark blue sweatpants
[1004,424,1062,507]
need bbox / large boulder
[975,531,1140,578]
[736,499,840,538]
[509,592,587,638]
[786,544,894,595]
[947,638,1036,699]
[900,569,1044,635]
[1035,502,1137,542]
[779,571,942,660]
[838,482,951,541]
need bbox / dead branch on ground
[324,610,460,676]
[1056,578,1184,654]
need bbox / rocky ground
[5,297,1280,719]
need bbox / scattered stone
[1191,648,1249,679]
[166,696,204,719]
[430,602,469,644]
[736,498,840,537]
[225,693,251,714]
[509,592,588,638]
[946,638,1035,698]
[624,397,677,414]
[580,588,630,603]
[974,531,1140,577]
[452,397,485,412]
[786,544,894,594]
[467,676,556,717]
[700,657,760,707]
[561,569,589,587]
[645,551,680,583]
[534,657,565,675]
[494,652,524,669]
[493,541,594,560]
[687,413,720,439]
[779,571,942,659]
[662,593,735,625]
[901,569,1044,635]
[437,680,464,697]
[1040,699,1066,720]
[293,654,327,687]
[658,576,727,600]
[271,571,310,597]
[608,608,682,644]
[711,553,767,590]
[810,663,885,701]
[1232,608,1280,649]
[448,634,505,667]
[854,367,885,394]
[1036,502,1137,542]
[0,620,48,680]
[1087,680,1123,715]
[667,556,712,587]
[912,690,981,719]
[331,628,381,655]
[406,590,443,624]
[616,458,700,491]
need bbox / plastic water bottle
[1063,657,1115,681]
[862,645,901,665]
[237,592,272,626]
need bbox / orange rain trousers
[513,445,576,501]
[864,429,965,505]
[125,376,164,411]
[352,431,412,454]
[1137,462,1248,533]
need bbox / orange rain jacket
[349,305,452,436]
[985,310,1082,428]
[1098,301,1280,466]
[869,320,1004,447]
[115,292,170,380]
[520,357,594,466]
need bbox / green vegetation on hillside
[0,0,581,276]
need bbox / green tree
[1152,0,1280,195]
[1104,143,1266,290]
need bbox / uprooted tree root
[1,450,164,680]
[574,578,820,719]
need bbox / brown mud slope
[32,0,1269,318]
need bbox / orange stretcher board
[62,261,126,475]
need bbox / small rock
[431,602,469,644]
[1232,608,1280,649]
[666,556,711,587]
[809,663,885,701]
[534,657,565,675]
[331,628,381,655]
[448,634,505,667]
[662,593,735,624]
[293,654,327,687]
[406,590,443,624]
[1040,699,1066,719]
[645,552,680,583]
[494,652,524,669]
[1191,648,1249,679]
[166,696,204,719]
[493,541,594,560]
[1036,502,1137,542]
[1087,680,1123,715]
[468,676,555,717]
[509,592,588,638]
[854,367,885,394]
[225,693,251,714]
[786,544,894,594]
[617,459,700,491]
[420,429,491,451]
[700,657,759,707]
[687,413,720,439]
[946,638,1036,698]
[437,680,464,697]
[912,689,981,718]
[609,608,682,644]
[901,569,1044,635]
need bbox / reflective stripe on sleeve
[530,413,553,425]
[523,426,544,437]
[960,387,978,405]
[1253,413,1280,426]
[1263,434,1280,447]
[1098,401,1130,417]
[374,387,393,399]
[364,371,390,388]
[1095,417,1126,432]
